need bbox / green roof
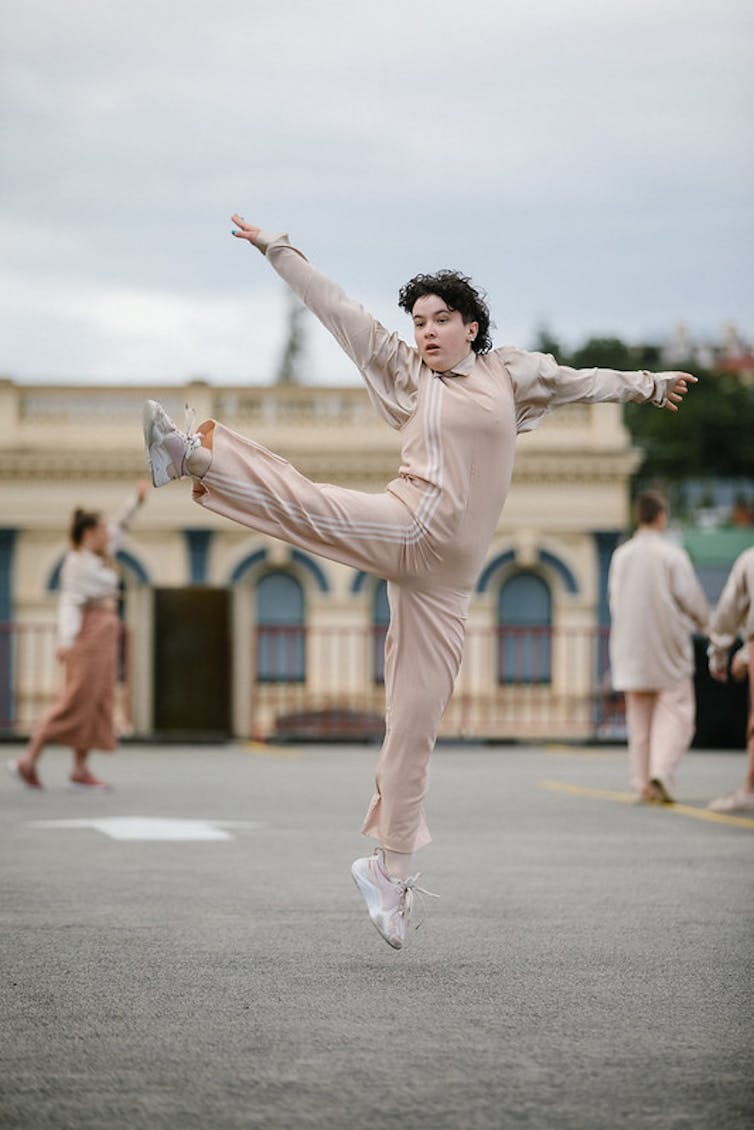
[683,527,754,565]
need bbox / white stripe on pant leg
[202,379,447,548]
[204,470,442,546]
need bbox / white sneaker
[708,789,754,813]
[351,849,435,950]
[143,400,202,487]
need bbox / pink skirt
[36,605,120,752]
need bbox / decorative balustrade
[4,380,621,440]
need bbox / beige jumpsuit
[608,529,709,793]
[194,232,675,853]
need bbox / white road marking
[26,816,261,841]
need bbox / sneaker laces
[396,873,438,933]
[181,403,202,471]
[184,402,198,440]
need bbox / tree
[541,329,754,485]
[570,336,637,371]
[276,288,307,385]
[531,325,566,363]
[624,366,754,483]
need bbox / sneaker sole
[142,401,177,488]
[351,863,403,950]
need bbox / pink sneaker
[351,849,436,950]
[143,400,203,487]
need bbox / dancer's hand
[731,648,749,683]
[231,214,262,245]
[708,648,729,682]
[661,372,697,412]
[135,479,149,505]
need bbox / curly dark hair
[398,270,493,355]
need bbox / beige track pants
[193,421,471,852]
[624,679,696,794]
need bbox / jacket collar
[437,350,477,378]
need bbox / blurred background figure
[609,491,709,803]
[707,547,754,812]
[7,481,149,789]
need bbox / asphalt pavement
[2,742,753,1130]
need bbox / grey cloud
[0,0,752,383]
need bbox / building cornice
[0,444,642,485]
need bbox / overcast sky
[1,0,752,386]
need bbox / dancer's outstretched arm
[231,215,419,429]
[503,346,697,433]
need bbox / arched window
[498,571,552,684]
[256,571,305,683]
[372,580,390,684]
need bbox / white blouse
[57,495,142,648]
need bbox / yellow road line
[243,741,301,759]
[539,745,624,758]
[539,779,754,830]
[540,779,637,804]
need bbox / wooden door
[153,587,231,737]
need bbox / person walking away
[707,546,754,812]
[608,491,709,803]
[8,482,149,790]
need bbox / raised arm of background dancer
[106,480,149,555]
[231,215,418,429]
[707,556,751,679]
[504,348,697,433]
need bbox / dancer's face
[82,518,108,555]
[411,295,478,372]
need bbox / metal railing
[0,621,623,742]
[0,622,133,737]
[251,624,621,742]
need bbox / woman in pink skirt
[9,482,148,789]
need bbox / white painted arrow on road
[27,817,261,841]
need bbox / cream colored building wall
[0,379,640,737]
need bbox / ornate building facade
[0,378,640,741]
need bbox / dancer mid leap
[144,214,696,950]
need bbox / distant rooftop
[683,527,754,603]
